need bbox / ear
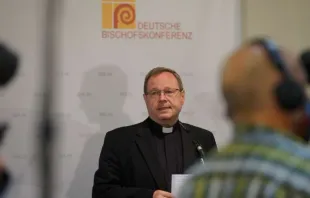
[180,90,185,104]
[143,94,147,102]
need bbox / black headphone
[250,38,306,111]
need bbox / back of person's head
[0,43,18,87]
[221,37,308,138]
[300,49,310,83]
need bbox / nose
[159,91,167,101]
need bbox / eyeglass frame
[145,88,184,98]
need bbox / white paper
[171,174,191,197]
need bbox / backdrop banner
[0,0,240,197]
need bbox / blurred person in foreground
[92,67,217,198]
[299,49,310,142]
[178,38,310,198]
[0,43,19,197]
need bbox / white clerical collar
[162,127,173,133]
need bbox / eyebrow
[149,88,175,92]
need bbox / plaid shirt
[178,125,310,198]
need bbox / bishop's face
[143,72,185,126]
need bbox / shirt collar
[234,123,306,143]
[147,117,180,134]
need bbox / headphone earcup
[275,80,306,111]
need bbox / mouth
[157,107,171,111]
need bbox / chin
[158,114,173,120]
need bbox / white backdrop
[0,0,240,197]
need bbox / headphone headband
[250,37,306,110]
[250,38,290,76]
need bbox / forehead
[147,72,179,89]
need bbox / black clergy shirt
[147,117,184,191]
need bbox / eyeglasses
[146,88,182,98]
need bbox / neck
[232,110,293,133]
[150,116,178,127]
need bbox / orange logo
[102,0,136,29]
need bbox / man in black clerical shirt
[148,117,183,191]
[92,67,217,198]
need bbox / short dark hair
[143,67,184,94]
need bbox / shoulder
[103,121,145,147]
[105,121,143,140]
[101,121,145,154]
[181,122,217,150]
[182,122,215,137]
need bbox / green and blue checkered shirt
[178,125,310,198]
